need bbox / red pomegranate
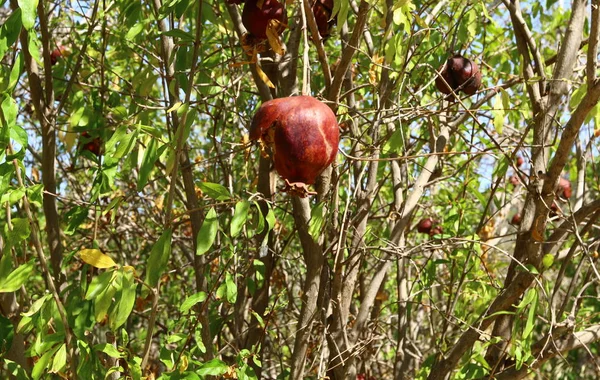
[80,132,102,156]
[242,0,286,39]
[430,225,444,236]
[511,214,522,225]
[516,156,524,167]
[312,0,335,38]
[417,218,433,234]
[50,45,68,66]
[558,177,572,199]
[435,54,482,96]
[249,96,339,196]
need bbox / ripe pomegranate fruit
[242,0,286,39]
[312,0,335,38]
[516,156,524,167]
[80,132,102,156]
[435,54,482,96]
[249,96,339,197]
[417,218,433,234]
[557,177,572,199]
[511,214,522,225]
[430,225,444,236]
[50,45,68,66]
[417,218,444,236]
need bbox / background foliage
[1,0,600,379]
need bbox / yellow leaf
[79,249,117,268]
[266,20,286,55]
[167,101,182,113]
[255,62,275,88]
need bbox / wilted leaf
[266,19,285,55]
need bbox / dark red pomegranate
[249,96,339,196]
[511,214,522,225]
[242,0,286,39]
[50,46,68,66]
[313,0,335,38]
[558,177,572,199]
[417,218,433,234]
[435,54,481,96]
[80,132,102,156]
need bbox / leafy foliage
[0,0,599,379]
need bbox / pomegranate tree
[249,96,339,197]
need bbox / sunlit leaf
[79,249,118,269]
[196,208,219,256]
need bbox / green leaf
[17,0,38,30]
[180,291,207,313]
[523,289,538,339]
[110,270,137,331]
[0,260,34,293]
[7,218,30,244]
[542,254,554,269]
[308,202,325,241]
[570,83,587,110]
[94,343,125,358]
[7,52,23,94]
[137,138,161,191]
[50,344,66,374]
[104,125,138,167]
[0,10,22,63]
[125,22,144,41]
[145,229,173,287]
[382,128,405,155]
[94,282,117,322]
[196,359,229,376]
[492,93,504,135]
[230,200,250,238]
[32,344,59,380]
[225,272,237,304]
[198,182,230,200]
[161,29,195,42]
[85,270,115,300]
[196,208,218,256]
[64,206,89,236]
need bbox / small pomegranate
[557,177,572,199]
[312,0,335,38]
[511,214,522,225]
[435,54,482,96]
[516,156,524,167]
[249,96,339,197]
[430,225,444,236]
[417,218,433,234]
[50,45,68,66]
[80,132,102,156]
[242,0,286,39]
